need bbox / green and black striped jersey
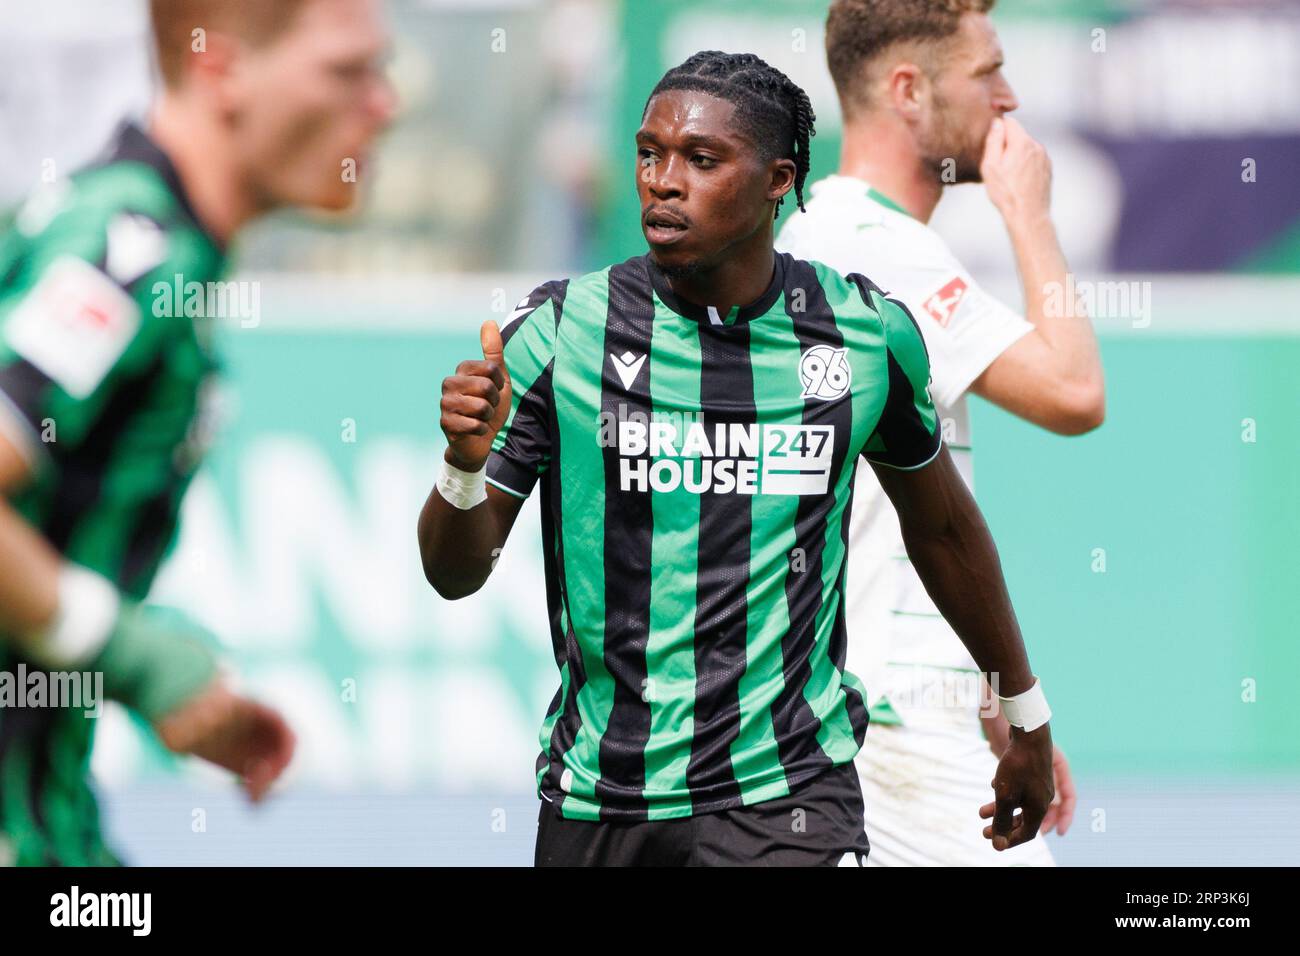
[488,251,942,821]
[0,123,226,865]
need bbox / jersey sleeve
[484,281,565,500]
[862,230,1032,409]
[0,198,180,466]
[854,277,944,471]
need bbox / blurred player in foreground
[420,51,1056,867]
[0,0,395,865]
[777,0,1102,865]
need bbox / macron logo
[609,350,646,390]
[105,214,167,286]
[501,298,535,334]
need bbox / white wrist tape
[999,677,1051,732]
[25,564,121,669]
[436,457,488,510]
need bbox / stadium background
[1,0,1296,864]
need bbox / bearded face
[917,84,988,185]
[909,12,1017,187]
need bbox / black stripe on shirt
[591,258,656,820]
[770,258,854,781]
[683,312,756,811]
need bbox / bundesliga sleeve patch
[921,276,968,327]
[3,255,141,399]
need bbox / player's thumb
[481,320,507,377]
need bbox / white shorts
[857,668,1056,867]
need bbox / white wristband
[25,564,121,669]
[998,677,1051,732]
[436,457,488,510]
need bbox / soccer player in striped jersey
[0,0,395,865]
[777,0,1103,865]
[419,51,1055,866]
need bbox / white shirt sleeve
[795,216,1033,411]
[867,226,1033,409]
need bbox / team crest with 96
[799,344,851,401]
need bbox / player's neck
[149,95,263,247]
[838,117,943,224]
[663,237,776,317]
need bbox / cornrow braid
[648,51,817,217]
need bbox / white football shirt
[776,174,1032,715]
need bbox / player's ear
[185,30,245,116]
[767,157,796,205]
[888,62,926,120]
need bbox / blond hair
[149,0,311,87]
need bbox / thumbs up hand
[440,320,513,470]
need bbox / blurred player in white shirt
[778,0,1104,865]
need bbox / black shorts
[534,763,870,867]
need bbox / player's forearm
[1,495,218,727]
[0,498,62,641]
[1008,212,1103,390]
[417,478,505,600]
[899,499,1035,698]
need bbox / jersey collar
[105,121,225,253]
[865,186,911,218]
[813,174,914,220]
[645,251,787,327]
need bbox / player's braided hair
[647,51,817,217]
